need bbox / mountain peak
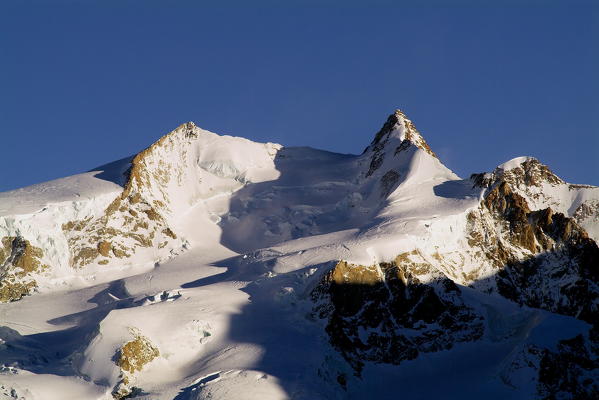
[362,110,440,178]
[471,156,566,192]
[2,109,599,399]
[497,156,538,172]
[368,109,436,158]
[122,121,202,198]
[495,156,565,187]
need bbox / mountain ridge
[0,110,597,399]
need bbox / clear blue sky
[1,0,597,192]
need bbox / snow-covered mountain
[0,110,597,399]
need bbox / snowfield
[1,111,597,399]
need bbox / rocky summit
[0,110,597,399]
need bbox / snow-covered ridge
[497,156,536,171]
[121,121,281,223]
[472,156,599,241]
[3,111,597,300]
[1,109,598,400]
[0,121,283,300]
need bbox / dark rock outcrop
[311,258,483,375]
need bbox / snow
[0,369,107,400]
[0,173,123,218]
[497,156,536,171]
[0,118,596,399]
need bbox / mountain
[0,110,597,399]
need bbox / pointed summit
[363,110,439,178]
[367,110,436,158]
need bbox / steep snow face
[0,177,124,300]
[216,111,472,261]
[122,121,281,224]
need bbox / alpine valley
[0,110,597,399]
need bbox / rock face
[467,166,599,325]
[61,123,200,269]
[0,236,47,301]
[312,257,484,376]
[367,110,436,159]
[537,330,599,399]
[112,332,160,399]
[471,157,599,241]
[502,326,599,399]
[363,110,437,179]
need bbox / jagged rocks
[499,158,564,187]
[482,181,536,252]
[368,110,436,159]
[502,327,599,399]
[364,110,437,178]
[112,332,160,399]
[311,258,483,375]
[0,236,48,302]
[62,193,174,268]
[97,240,112,257]
[471,157,599,241]
[537,331,599,399]
[471,157,564,190]
[574,200,599,240]
[575,201,599,222]
[465,172,599,325]
[60,124,200,268]
[117,335,160,374]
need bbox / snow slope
[1,110,597,399]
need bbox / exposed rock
[537,331,599,399]
[117,334,160,374]
[369,110,436,158]
[61,124,200,268]
[112,386,142,400]
[98,241,112,257]
[63,193,171,268]
[0,280,38,303]
[574,200,599,231]
[502,327,599,399]
[380,170,400,197]
[366,153,384,178]
[112,332,160,399]
[312,256,483,375]
[0,236,48,302]
[464,175,599,325]
[365,110,437,177]
[471,157,599,237]
[503,158,564,187]
[472,158,564,189]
